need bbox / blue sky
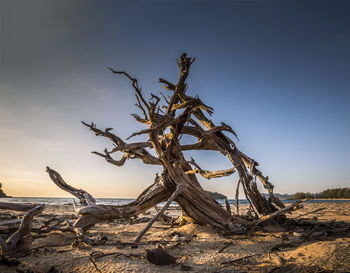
[0,0,349,197]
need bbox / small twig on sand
[218,241,233,253]
[294,207,326,219]
[89,251,103,273]
[89,251,143,273]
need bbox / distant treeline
[294,187,350,199]
[0,183,10,198]
[206,191,227,199]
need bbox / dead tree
[47,53,285,242]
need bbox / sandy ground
[1,202,350,273]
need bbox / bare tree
[47,53,286,243]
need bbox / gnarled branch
[186,158,236,179]
[46,166,95,207]
[0,204,45,256]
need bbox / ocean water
[1,197,350,207]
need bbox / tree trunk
[46,53,286,242]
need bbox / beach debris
[146,248,177,265]
[251,200,305,227]
[92,234,108,245]
[225,198,232,215]
[0,204,45,256]
[89,251,104,273]
[294,207,326,219]
[0,219,22,226]
[171,234,186,242]
[0,202,37,212]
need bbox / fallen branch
[225,198,232,215]
[46,167,95,207]
[294,207,326,219]
[0,202,36,212]
[0,219,21,226]
[251,200,306,227]
[0,204,45,256]
[133,184,185,243]
[218,241,233,253]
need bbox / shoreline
[1,202,350,272]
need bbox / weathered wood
[46,168,172,234]
[251,200,305,227]
[133,184,184,243]
[225,198,232,215]
[0,204,44,256]
[235,179,241,215]
[46,53,289,241]
[186,158,236,179]
[46,167,95,207]
[0,219,22,226]
[0,202,36,212]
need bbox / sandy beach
[1,202,349,273]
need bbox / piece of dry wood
[0,204,45,256]
[46,167,95,207]
[186,157,236,179]
[0,202,36,212]
[0,219,21,226]
[225,198,232,215]
[251,200,305,227]
[294,207,326,219]
[133,184,184,243]
[235,179,241,215]
[46,168,173,236]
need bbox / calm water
[1,197,350,207]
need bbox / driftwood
[46,167,172,240]
[46,53,289,242]
[225,198,232,215]
[0,204,44,256]
[0,202,36,212]
[0,219,22,226]
[47,167,95,207]
[251,200,305,227]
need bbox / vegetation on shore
[206,191,227,199]
[262,193,293,200]
[0,183,10,197]
[293,187,350,199]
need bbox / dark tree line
[294,187,350,199]
[0,183,9,198]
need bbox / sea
[1,197,350,207]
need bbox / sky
[0,0,349,198]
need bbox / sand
[1,202,350,272]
